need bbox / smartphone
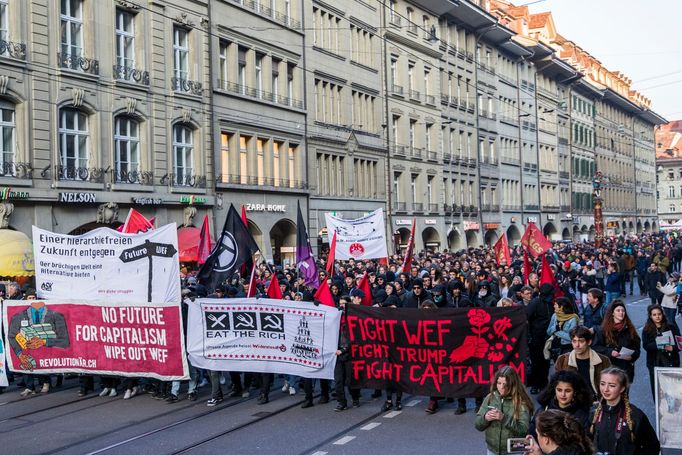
[507,438,531,454]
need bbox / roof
[529,12,551,29]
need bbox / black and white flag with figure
[197,204,260,292]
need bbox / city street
[1,292,659,455]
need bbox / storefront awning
[0,229,34,277]
[177,226,213,263]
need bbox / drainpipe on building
[381,3,395,255]
[206,0,218,237]
[299,1,313,254]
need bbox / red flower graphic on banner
[467,308,491,335]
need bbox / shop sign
[606,221,618,228]
[132,197,162,206]
[424,219,437,225]
[395,219,412,226]
[58,192,97,203]
[527,216,538,223]
[180,195,207,204]
[463,221,480,231]
[0,188,29,200]
[245,203,286,213]
[484,223,500,230]
[547,214,555,220]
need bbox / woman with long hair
[590,367,660,454]
[526,409,594,455]
[531,370,593,435]
[592,300,641,382]
[546,297,580,359]
[475,366,534,455]
[498,274,511,299]
[642,304,680,398]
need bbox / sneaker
[395,401,402,411]
[123,389,133,400]
[130,386,139,398]
[425,400,439,414]
[257,393,269,405]
[281,380,289,392]
[40,383,50,394]
[381,401,393,412]
[188,392,197,401]
[109,388,118,397]
[289,387,297,396]
[334,403,348,412]
[241,391,250,398]
[318,395,329,404]
[20,388,35,397]
[207,397,222,407]
[301,400,314,409]
[166,394,179,403]
[352,399,360,408]
[99,388,111,397]
[198,378,209,388]
[152,391,165,400]
[454,406,467,415]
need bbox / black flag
[197,204,259,292]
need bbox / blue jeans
[606,291,620,306]
[171,360,200,396]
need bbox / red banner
[347,306,527,397]
[493,233,512,266]
[3,300,188,380]
[520,222,552,257]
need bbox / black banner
[347,306,527,397]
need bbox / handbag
[543,335,555,360]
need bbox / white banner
[187,298,341,379]
[0,309,7,387]
[33,224,180,303]
[325,208,388,260]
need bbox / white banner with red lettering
[187,298,341,379]
[324,208,388,260]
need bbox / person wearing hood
[526,283,556,394]
[447,279,472,308]
[381,283,401,308]
[401,278,432,308]
[475,280,497,307]
[656,273,680,330]
[430,284,448,308]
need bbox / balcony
[391,84,404,96]
[441,94,450,105]
[219,174,307,189]
[112,169,154,185]
[393,145,407,157]
[0,161,32,179]
[443,153,452,163]
[232,0,301,29]
[501,156,520,166]
[481,204,500,212]
[171,77,203,95]
[409,89,420,101]
[468,158,477,167]
[0,38,27,60]
[428,203,439,213]
[161,173,207,188]
[412,202,424,212]
[542,204,560,211]
[537,86,557,99]
[217,80,303,109]
[393,201,407,212]
[407,23,418,34]
[425,94,436,105]
[524,204,539,211]
[426,150,438,161]
[559,171,570,179]
[113,65,150,85]
[502,205,521,211]
[560,205,570,212]
[58,52,99,75]
[409,147,423,159]
[55,165,106,183]
[389,15,401,27]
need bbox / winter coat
[604,271,623,293]
[578,270,597,294]
[546,313,579,347]
[401,289,432,308]
[635,256,649,276]
[592,325,641,380]
[474,391,531,455]
[645,270,667,299]
[526,295,554,347]
[529,398,590,437]
[555,349,611,398]
[642,323,681,369]
[590,400,660,455]
[653,253,670,273]
[657,282,678,309]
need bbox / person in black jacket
[401,278,432,308]
[527,409,594,455]
[447,280,473,308]
[526,283,556,394]
[592,300,641,383]
[642,304,680,398]
[644,262,666,305]
[530,370,593,436]
[474,280,497,307]
[590,367,660,455]
[333,295,360,411]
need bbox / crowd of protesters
[3,229,682,454]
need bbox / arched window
[173,124,193,186]
[0,101,15,176]
[58,107,88,179]
[114,116,140,182]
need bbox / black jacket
[526,295,554,346]
[590,400,660,455]
[592,325,641,379]
[644,270,667,298]
[402,289,432,308]
[642,323,681,369]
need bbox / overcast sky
[528,0,681,121]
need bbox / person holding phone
[524,409,594,455]
[475,366,534,455]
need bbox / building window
[58,108,88,176]
[238,47,247,94]
[288,144,296,188]
[173,26,189,83]
[115,8,135,76]
[220,132,231,182]
[669,186,676,198]
[239,135,248,184]
[113,116,140,182]
[271,58,280,98]
[60,0,83,59]
[273,141,281,186]
[670,204,676,213]
[411,174,417,203]
[219,42,228,89]
[255,53,263,98]
[0,0,8,43]
[173,125,193,186]
[0,105,14,174]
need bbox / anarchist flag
[296,201,319,288]
[197,204,259,292]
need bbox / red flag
[266,273,283,299]
[326,230,336,276]
[400,218,416,273]
[523,250,532,285]
[246,263,258,298]
[121,209,154,233]
[313,277,336,307]
[520,222,552,257]
[240,205,253,275]
[540,254,564,298]
[493,233,512,266]
[197,214,212,265]
[356,272,373,306]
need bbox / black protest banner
[347,306,527,397]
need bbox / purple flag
[296,201,320,288]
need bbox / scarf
[613,321,625,332]
[555,307,578,324]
